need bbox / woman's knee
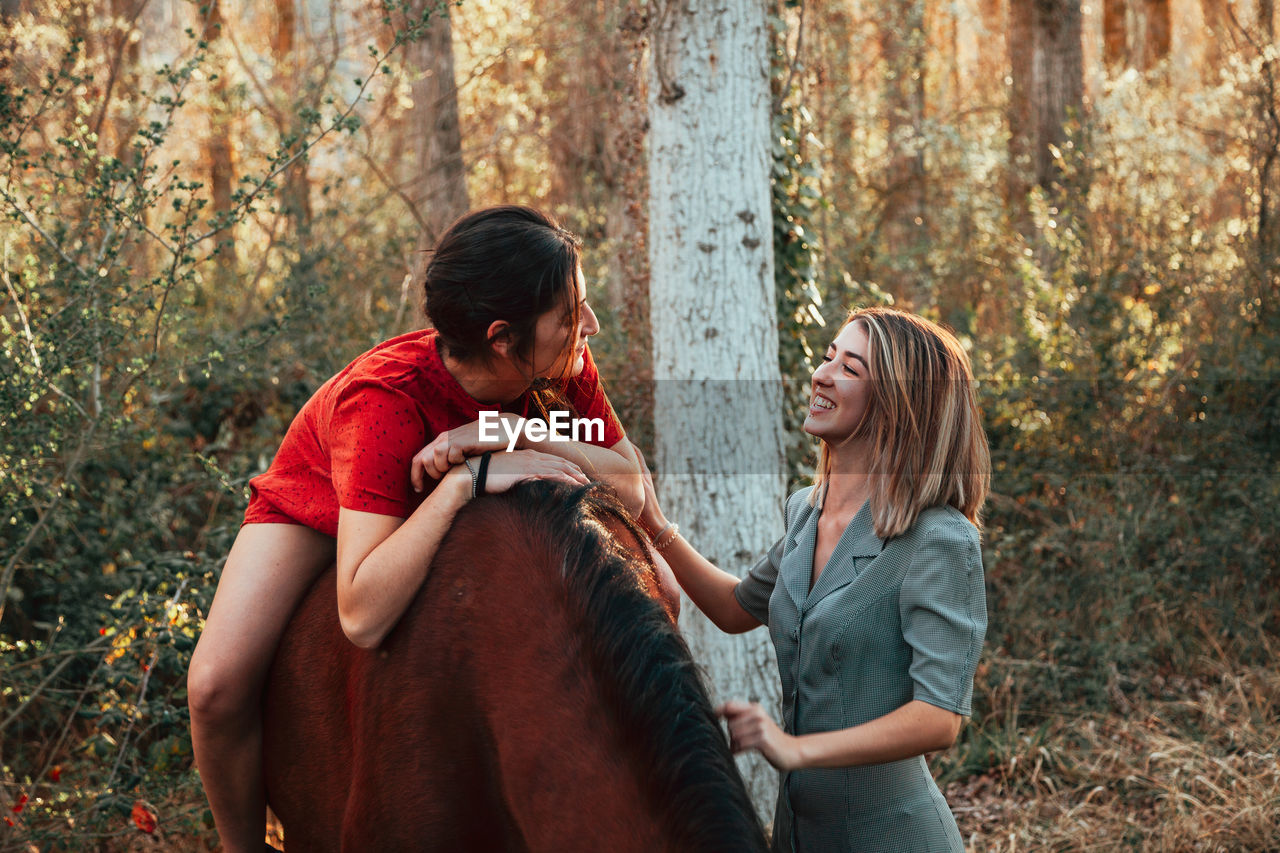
[187,646,260,725]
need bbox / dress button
[790,628,799,640]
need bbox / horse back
[263,560,527,852]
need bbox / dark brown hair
[422,205,582,374]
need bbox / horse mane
[460,480,766,851]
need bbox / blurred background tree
[1,0,1276,848]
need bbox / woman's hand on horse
[481,449,590,494]
[630,445,670,536]
[719,700,803,771]
[412,415,522,490]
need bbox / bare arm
[720,699,964,772]
[631,444,761,634]
[339,451,589,649]
[336,468,468,649]
[654,534,761,633]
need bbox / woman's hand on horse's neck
[513,435,643,515]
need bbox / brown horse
[262,481,768,852]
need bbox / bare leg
[188,523,334,853]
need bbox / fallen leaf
[130,801,156,834]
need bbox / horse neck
[463,553,668,851]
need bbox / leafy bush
[0,3,434,845]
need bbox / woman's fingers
[432,438,455,477]
[482,450,589,493]
[409,434,448,488]
[631,445,669,533]
[410,442,438,491]
[718,701,767,752]
[718,700,753,717]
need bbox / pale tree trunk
[648,0,786,819]
[406,0,468,247]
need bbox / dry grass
[946,660,1280,852]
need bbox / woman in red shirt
[187,206,643,853]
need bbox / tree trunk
[648,0,786,820]
[1200,0,1229,76]
[607,5,654,439]
[1140,0,1170,69]
[814,0,860,304]
[878,0,928,304]
[1007,0,1034,216]
[1103,0,1127,68]
[273,0,311,231]
[1008,0,1084,201]
[405,0,468,247]
[202,0,236,276]
[107,0,142,166]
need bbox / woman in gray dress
[637,306,991,852]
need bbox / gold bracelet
[653,523,680,552]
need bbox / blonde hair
[811,307,991,538]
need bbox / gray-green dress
[734,487,986,853]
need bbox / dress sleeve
[329,379,430,518]
[733,535,784,624]
[562,345,625,447]
[899,518,987,716]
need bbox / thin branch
[0,422,98,627]
[1,248,89,420]
[31,655,106,791]
[359,148,428,232]
[101,577,190,794]
[0,637,110,734]
[0,186,89,277]
[187,27,422,248]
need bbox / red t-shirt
[246,329,625,537]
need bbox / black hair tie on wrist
[476,451,493,496]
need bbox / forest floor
[22,667,1278,852]
[946,665,1280,851]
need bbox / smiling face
[525,266,600,379]
[803,319,874,444]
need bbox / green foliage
[972,60,1280,716]
[770,6,827,489]
[780,0,1278,792]
[0,2,431,844]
